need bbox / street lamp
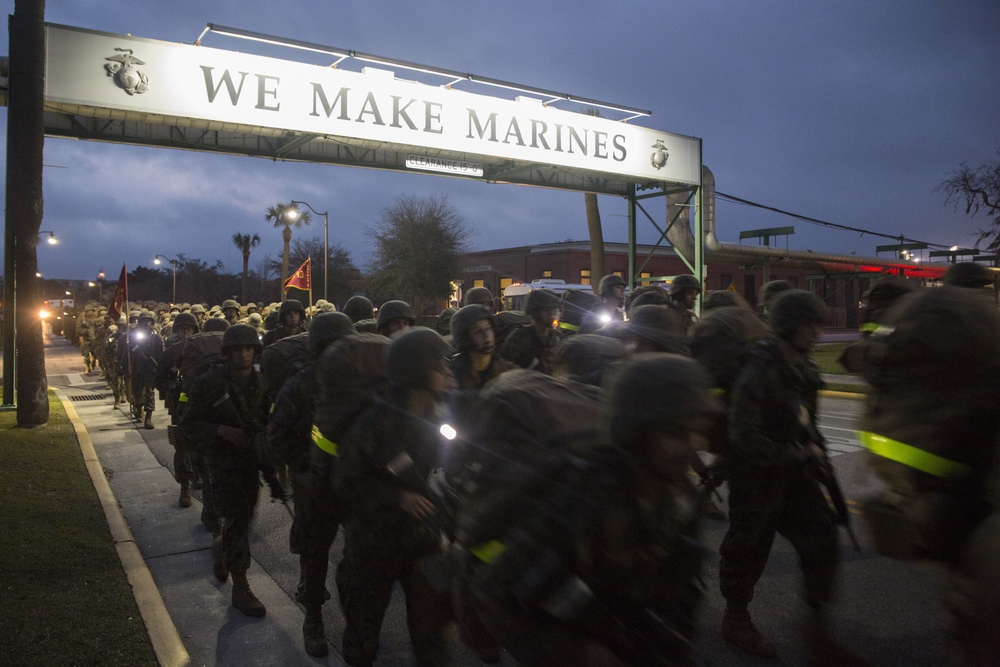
[96,269,105,302]
[38,230,58,245]
[154,255,178,303]
[288,200,329,301]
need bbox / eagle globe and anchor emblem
[650,139,669,170]
[104,48,149,95]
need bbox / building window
[720,273,733,291]
[744,274,756,304]
[613,271,624,278]
[541,270,552,278]
[499,277,513,292]
[640,271,651,287]
[788,276,798,288]
[473,279,485,288]
[580,269,591,285]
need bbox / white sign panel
[406,154,484,177]
[45,24,701,185]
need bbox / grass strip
[0,391,157,666]
[812,341,855,375]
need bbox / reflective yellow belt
[557,322,580,332]
[470,540,505,564]
[311,424,339,457]
[178,392,188,403]
[858,431,972,478]
[859,322,879,333]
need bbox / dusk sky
[3,0,999,285]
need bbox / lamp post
[289,200,329,301]
[97,269,105,303]
[38,230,58,245]
[154,255,177,304]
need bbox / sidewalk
[43,332,347,666]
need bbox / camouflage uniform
[718,337,839,653]
[181,361,268,581]
[77,308,98,371]
[92,316,113,378]
[103,320,126,406]
[119,315,163,424]
[335,396,453,667]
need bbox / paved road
[40,330,951,666]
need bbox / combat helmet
[202,317,231,333]
[605,352,722,441]
[450,304,492,349]
[342,296,375,323]
[308,312,355,358]
[463,286,495,308]
[524,288,560,314]
[171,312,200,334]
[221,323,263,354]
[942,262,994,289]
[669,274,701,297]
[278,299,306,324]
[767,289,827,338]
[597,274,628,298]
[387,327,453,388]
[376,300,416,333]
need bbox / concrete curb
[819,389,866,400]
[55,388,192,667]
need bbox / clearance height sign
[44,23,701,186]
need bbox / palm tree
[231,232,261,304]
[265,202,311,299]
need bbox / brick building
[457,241,949,329]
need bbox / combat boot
[302,605,328,657]
[231,571,266,617]
[178,481,193,508]
[211,534,228,583]
[144,410,154,429]
[722,608,777,658]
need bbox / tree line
[117,194,468,312]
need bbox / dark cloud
[3,0,999,281]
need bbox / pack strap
[311,424,338,457]
[470,540,505,563]
[858,430,971,478]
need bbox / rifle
[206,384,291,509]
[800,420,862,553]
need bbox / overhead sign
[44,23,701,186]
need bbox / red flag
[106,263,128,322]
[283,258,312,291]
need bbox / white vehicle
[502,279,593,311]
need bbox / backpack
[311,332,391,461]
[453,369,608,551]
[177,331,225,390]
[259,331,311,402]
[860,286,1000,561]
[689,308,772,455]
[492,310,531,348]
